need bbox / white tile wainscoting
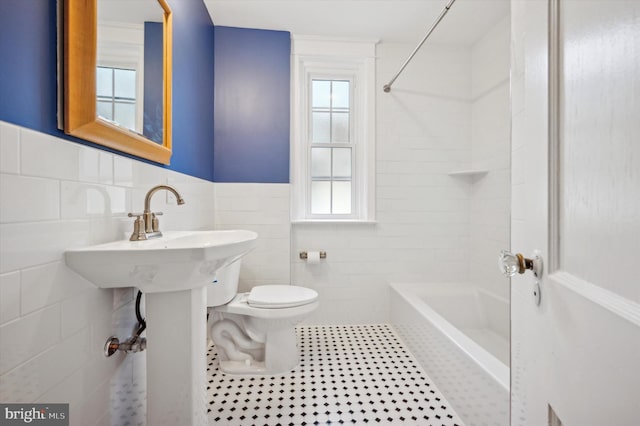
[0,121,216,425]
[213,183,291,293]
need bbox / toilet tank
[206,259,241,306]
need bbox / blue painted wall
[168,0,215,181]
[213,26,290,183]
[0,0,215,182]
[0,3,292,184]
[0,0,57,133]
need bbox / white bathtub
[390,282,510,426]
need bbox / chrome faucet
[128,184,185,241]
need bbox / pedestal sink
[65,230,258,425]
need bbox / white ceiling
[203,0,510,45]
[99,0,164,23]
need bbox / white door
[510,0,640,425]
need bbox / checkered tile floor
[206,324,464,425]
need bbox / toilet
[206,260,319,375]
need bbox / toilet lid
[247,285,318,309]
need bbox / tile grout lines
[206,324,464,426]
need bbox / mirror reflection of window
[96,19,145,135]
[96,66,137,132]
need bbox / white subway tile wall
[0,121,215,425]
[0,123,20,174]
[470,16,512,301]
[292,30,510,325]
[213,183,290,292]
[294,44,473,324]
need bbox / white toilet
[206,260,319,375]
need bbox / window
[291,37,377,222]
[96,22,145,134]
[96,66,137,131]
[310,78,353,214]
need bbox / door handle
[499,250,543,278]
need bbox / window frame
[291,37,377,223]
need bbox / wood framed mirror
[63,0,172,164]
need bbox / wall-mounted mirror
[63,0,172,164]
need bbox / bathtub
[389,282,510,426]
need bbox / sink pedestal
[64,230,258,425]
[145,287,208,426]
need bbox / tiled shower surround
[295,18,511,324]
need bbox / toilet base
[209,311,302,375]
[261,325,300,374]
[219,359,268,374]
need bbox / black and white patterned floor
[206,324,464,426]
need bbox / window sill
[291,219,378,225]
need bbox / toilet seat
[212,285,319,319]
[248,285,317,309]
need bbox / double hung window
[96,66,137,131]
[309,78,354,215]
[96,22,145,134]
[291,37,376,222]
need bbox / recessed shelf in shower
[447,169,489,181]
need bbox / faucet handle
[151,212,163,233]
[128,213,147,241]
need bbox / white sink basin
[65,230,258,293]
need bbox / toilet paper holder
[299,251,327,260]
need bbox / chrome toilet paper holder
[299,251,327,260]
